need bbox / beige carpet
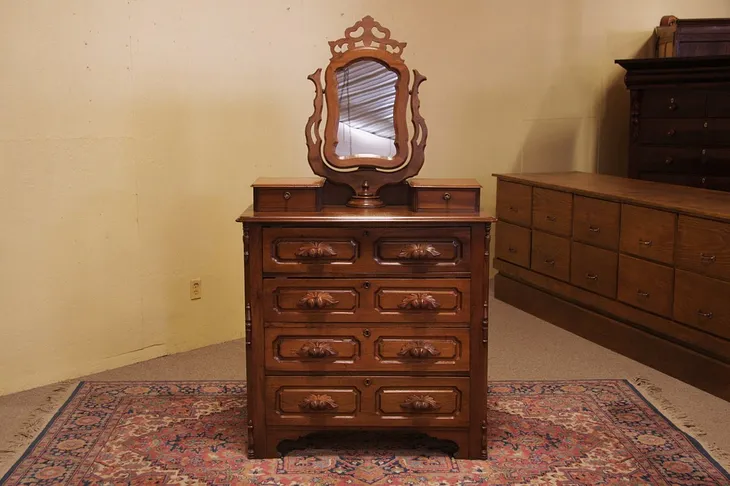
[2,296,729,476]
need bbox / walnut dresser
[237,180,494,458]
[493,171,730,401]
[236,16,495,459]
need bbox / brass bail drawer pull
[639,239,653,247]
[544,258,556,266]
[637,290,650,298]
[546,215,557,222]
[588,225,600,233]
[700,253,716,264]
[698,310,714,319]
[585,273,599,281]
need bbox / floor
[2,296,729,477]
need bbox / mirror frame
[324,53,409,169]
[305,16,428,208]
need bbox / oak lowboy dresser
[236,17,494,459]
[493,171,730,402]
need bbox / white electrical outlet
[190,278,202,300]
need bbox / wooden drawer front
[262,227,471,274]
[674,270,730,340]
[640,90,706,118]
[639,119,707,145]
[262,278,470,323]
[570,242,618,298]
[707,91,730,118]
[531,231,570,282]
[266,376,469,427]
[494,222,530,267]
[706,119,730,145]
[636,147,730,175]
[618,255,674,318]
[264,326,470,372]
[620,205,676,265]
[254,188,320,212]
[633,146,702,173]
[496,180,532,226]
[676,215,730,281]
[572,196,620,250]
[374,228,470,272]
[532,188,572,236]
[413,188,479,212]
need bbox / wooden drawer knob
[296,341,338,359]
[299,394,338,411]
[546,215,557,222]
[297,291,339,309]
[544,258,556,266]
[398,243,441,259]
[398,293,440,310]
[400,394,441,411]
[295,242,337,258]
[398,340,441,359]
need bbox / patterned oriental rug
[2,380,729,485]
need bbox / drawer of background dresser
[532,188,572,236]
[617,255,674,318]
[640,90,706,118]
[571,242,618,298]
[496,180,532,226]
[262,227,471,274]
[530,231,570,282]
[495,222,531,267]
[674,270,730,340]
[265,376,470,427]
[572,196,620,250]
[262,278,470,323]
[676,215,730,281]
[264,325,470,372]
[620,204,676,265]
[638,119,707,145]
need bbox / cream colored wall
[2,0,729,395]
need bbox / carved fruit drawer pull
[398,243,441,259]
[298,291,339,309]
[398,293,440,310]
[398,340,441,359]
[296,341,338,359]
[295,242,337,258]
[400,394,441,411]
[299,394,339,411]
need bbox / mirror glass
[335,59,398,159]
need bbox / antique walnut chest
[236,17,494,459]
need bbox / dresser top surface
[494,171,730,222]
[237,205,496,223]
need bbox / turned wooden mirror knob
[305,16,428,208]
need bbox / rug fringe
[0,380,78,476]
[631,377,730,472]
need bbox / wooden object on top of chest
[237,15,495,460]
[615,55,730,192]
[492,171,730,402]
[654,15,730,58]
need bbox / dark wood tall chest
[616,56,730,191]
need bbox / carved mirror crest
[305,16,428,208]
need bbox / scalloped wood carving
[398,293,440,310]
[295,242,337,258]
[398,243,441,259]
[298,291,339,309]
[397,340,441,359]
[400,394,441,411]
[296,341,338,359]
[299,394,339,411]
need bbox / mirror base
[346,195,385,208]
